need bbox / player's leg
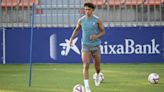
[92,46,101,74]
[82,51,91,92]
[93,54,102,86]
[92,46,101,86]
[82,51,91,80]
[92,54,101,74]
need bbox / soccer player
[69,2,105,92]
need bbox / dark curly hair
[84,2,95,10]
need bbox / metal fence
[0,0,164,28]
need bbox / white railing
[0,0,164,28]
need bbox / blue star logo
[59,37,80,56]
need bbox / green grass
[0,63,164,92]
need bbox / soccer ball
[148,73,160,84]
[93,72,104,83]
[73,84,85,92]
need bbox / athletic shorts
[82,45,100,55]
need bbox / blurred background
[0,0,164,28]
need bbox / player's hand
[90,35,98,40]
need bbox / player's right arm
[69,19,81,46]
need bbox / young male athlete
[69,2,105,92]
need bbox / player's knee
[83,63,89,70]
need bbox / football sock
[84,79,89,89]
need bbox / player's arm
[97,19,105,38]
[90,19,105,40]
[69,19,81,46]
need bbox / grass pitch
[0,63,164,92]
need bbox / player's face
[84,7,93,17]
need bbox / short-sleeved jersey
[80,15,101,46]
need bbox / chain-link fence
[0,0,164,28]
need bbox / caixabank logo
[49,33,161,61]
[59,37,80,56]
[49,34,81,60]
[58,38,161,56]
[100,39,160,54]
[50,34,57,60]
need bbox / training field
[0,63,164,92]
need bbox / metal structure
[0,0,164,28]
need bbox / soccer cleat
[94,73,101,86]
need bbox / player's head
[84,2,95,17]
[84,2,95,10]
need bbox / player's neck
[86,15,93,19]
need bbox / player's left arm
[90,19,105,40]
[97,19,105,39]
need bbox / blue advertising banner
[3,27,164,64]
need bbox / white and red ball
[148,73,160,84]
[73,84,85,92]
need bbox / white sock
[84,79,89,89]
